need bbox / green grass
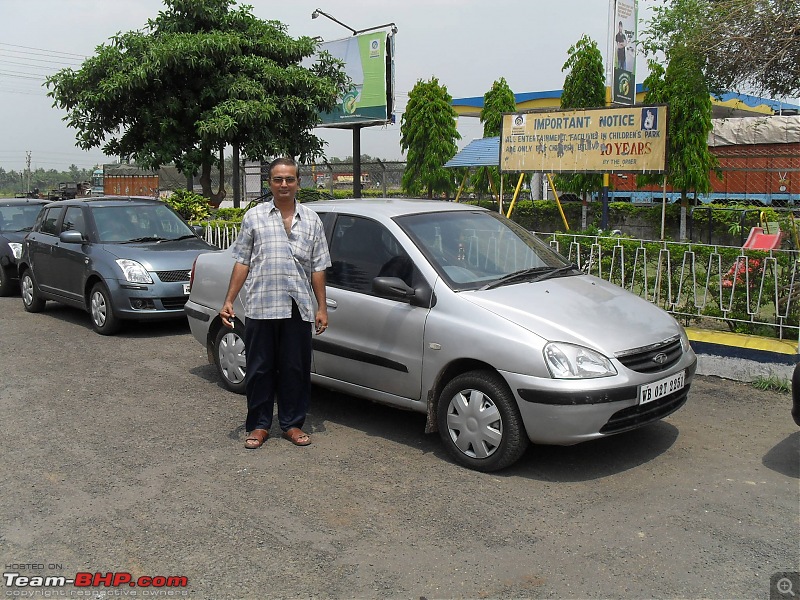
[751,374,791,393]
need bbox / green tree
[554,35,605,200]
[664,45,718,239]
[471,77,516,198]
[46,0,348,206]
[644,0,799,98]
[400,77,461,198]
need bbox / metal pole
[353,126,362,198]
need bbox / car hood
[461,274,681,354]
[101,238,218,269]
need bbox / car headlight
[7,242,22,260]
[116,259,153,284]
[544,342,617,379]
[677,323,692,353]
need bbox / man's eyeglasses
[271,177,297,184]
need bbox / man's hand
[220,301,236,328]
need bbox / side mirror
[59,230,85,244]
[372,276,435,308]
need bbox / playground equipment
[722,212,782,288]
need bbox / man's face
[269,163,300,202]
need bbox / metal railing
[542,232,800,342]
[203,223,800,342]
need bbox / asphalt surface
[1,294,798,600]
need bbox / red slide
[742,226,782,250]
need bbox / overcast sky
[2,0,781,175]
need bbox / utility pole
[25,151,31,195]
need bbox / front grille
[616,336,683,373]
[161,296,189,310]
[156,269,191,283]
[599,387,689,434]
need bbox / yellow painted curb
[686,327,798,356]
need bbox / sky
[0,0,775,176]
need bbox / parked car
[185,198,697,471]
[0,198,49,296]
[18,196,218,335]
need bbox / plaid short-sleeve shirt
[230,201,331,322]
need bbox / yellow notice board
[500,105,667,173]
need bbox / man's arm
[220,262,249,328]
[311,269,328,334]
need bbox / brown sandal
[282,427,311,446]
[244,429,269,449]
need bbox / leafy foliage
[46,0,348,206]
[164,188,211,221]
[662,45,718,201]
[400,77,461,198]
[643,0,800,98]
[554,35,605,199]
[472,78,517,197]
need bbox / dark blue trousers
[244,302,312,433]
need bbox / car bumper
[502,355,698,445]
[184,298,216,347]
[106,278,192,321]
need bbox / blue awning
[444,137,500,168]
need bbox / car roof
[42,196,164,209]
[304,197,489,219]
[0,198,49,207]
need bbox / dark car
[0,198,49,296]
[18,196,218,335]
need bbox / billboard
[500,105,668,174]
[610,0,637,105]
[315,31,395,128]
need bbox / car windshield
[398,210,573,291]
[0,205,43,232]
[92,203,195,243]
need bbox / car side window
[62,207,87,237]
[327,216,413,294]
[39,207,62,236]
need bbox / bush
[164,189,211,221]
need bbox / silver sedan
[185,199,697,471]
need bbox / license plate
[183,283,190,295]
[639,371,685,405]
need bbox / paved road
[0,294,797,600]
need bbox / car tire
[20,269,45,312]
[213,323,247,394]
[437,370,529,472]
[89,281,122,335]
[0,266,14,297]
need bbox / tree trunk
[680,191,688,241]
[199,145,227,207]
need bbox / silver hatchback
[185,199,696,471]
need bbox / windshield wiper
[480,264,578,290]
[165,234,198,241]
[124,236,167,243]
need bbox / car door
[49,205,89,302]
[27,205,64,294]
[312,214,430,401]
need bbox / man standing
[616,21,627,72]
[220,157,331,449]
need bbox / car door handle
[326,299,337,308]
